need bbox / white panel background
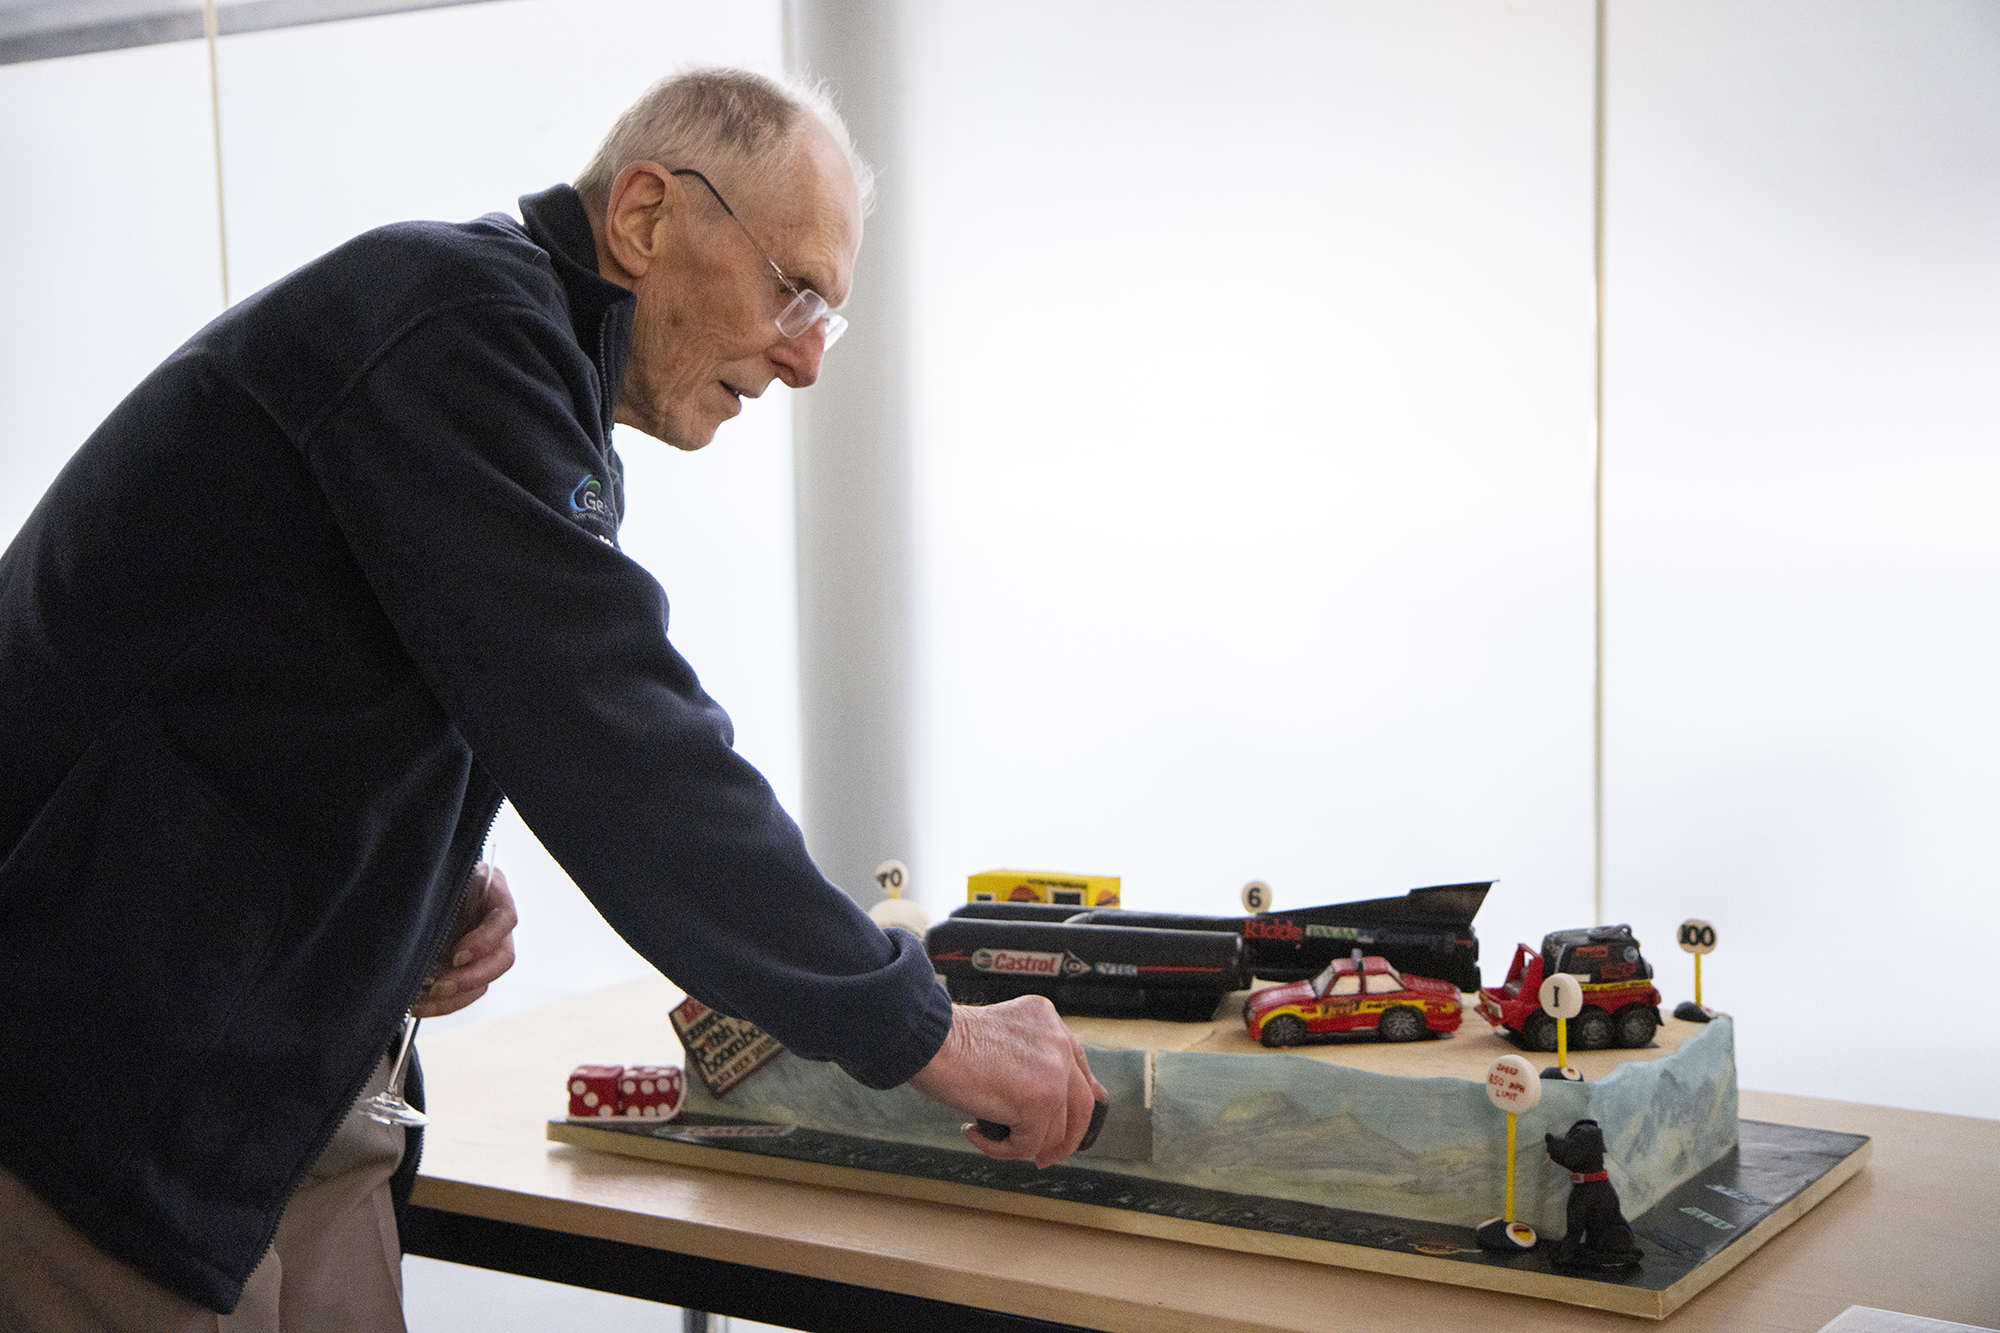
[1603,0,2000,1116]
[902,0,1600,993]
[0,38,223,540]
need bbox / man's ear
[600,161,680,283]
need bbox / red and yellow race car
[1243,950,1463,1047]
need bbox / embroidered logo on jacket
[567,473,619,547]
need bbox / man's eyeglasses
[670,168,848,350]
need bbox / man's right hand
[413,861,518,1019]
[907,996,1107,1168]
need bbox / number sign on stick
[1537,973,1584,1078]
[1240,880,1272,914]
[1678,919,1717,954]
[1538,973,1584,1019]
[867,858,929,936]
[1677,918,1719,1016]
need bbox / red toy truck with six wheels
[1476,924,1663,1050]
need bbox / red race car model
[1244,950,1463,1047]
[1475,924,1663,1050]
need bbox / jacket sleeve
[299,296,949,1090]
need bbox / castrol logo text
[970,948,1064,976]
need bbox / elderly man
[0,67,1099,1331]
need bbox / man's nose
[772,323,827,389]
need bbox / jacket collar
[518,184,635,433]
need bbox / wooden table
[405,977,2000,1331]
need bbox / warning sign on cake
[669,997,784,1097]
[1484,1053,1542,1114]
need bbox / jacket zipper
[392,787,507,1191]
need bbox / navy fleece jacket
[0,185,950,1313]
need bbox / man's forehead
[735,125,861,305]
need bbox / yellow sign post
[1476,1053,1542,1251]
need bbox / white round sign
[1485,1054,1542,1114]
[1678,918,1718,955]
[868,896,930,937]
[874,859,909,897]
[1539,972,1584,1019]
[1240,880,1273,914]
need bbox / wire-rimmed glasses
[669,168,849,349]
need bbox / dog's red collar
[1570,1170,1610,1183]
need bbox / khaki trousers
[0,1057,409,1333]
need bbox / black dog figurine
[1544,1118,1643,1269]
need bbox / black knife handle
[974,1098,1107,1151]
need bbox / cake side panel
[670,1021,1736,1239]
[679,1050,971,1151]
[1146,1050,1594,1231]
[677,1046,1151,1155]
[1573,1015,1739,1223]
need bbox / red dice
[617,1065,684,1121]
[566,1065,624,1118]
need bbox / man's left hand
[413,861,518,1018]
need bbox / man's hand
[413,861,518,1018]
[907,996,1106,1168]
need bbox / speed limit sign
[1678,919,1717,955]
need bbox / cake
[655,883,1739,1239]
[676,996,1738,1237]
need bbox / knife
[973,1099,1153,1161]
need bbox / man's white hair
[576,67,874,218]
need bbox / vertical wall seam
[203,0,230,307]
[1592,0,1609,927]
[784,0,916,904]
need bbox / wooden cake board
[549,1115,1870,1321]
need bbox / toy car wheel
[1378,1006,1426,1043]
[1573,1007,1615,1050]
[1520,1011,1558,1052]
[1613,1004,1659,1047]
[1259,1015,1308,1048]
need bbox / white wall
[1605,0,2000,1116]
[0,37,223,540]
[902,0,1599,975]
